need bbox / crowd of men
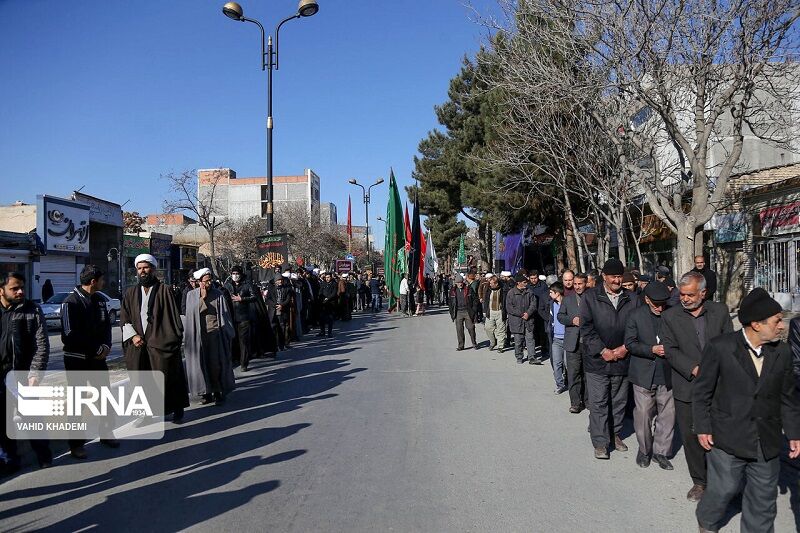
[4,250,800,530]
[0,254,383,476]
[446,256,800,532]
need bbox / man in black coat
[661,271,733,502]
[224,265,258,371]
[691,255,718,302]
[694,288,800,533]
[557,272,588,413]
[449,274,478,350]
[624,281,674,470]
[790,316,800,385]
[528,270,550,361]
[580,258,641,460]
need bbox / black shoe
[472,343,479,350]
[200,395,213,405]
[653,454,674,470]
[498,348,505,353]
[214,394,225,405]
[2,459,21,477]
[70,446,88,460]
[489,344,496,351]
[456,347,464,351]
[636,451,651,468]
[101,439,120,448]
[529,358,543,365]
[37,459,51,470]
[554,386,567,395]
[241,366,249,372]
[568,404,583,414]
[516,359,524,364]
[172,408,185,423]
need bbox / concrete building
[198,167,322,224]
[320,202,338,227]
[142,213,208,246]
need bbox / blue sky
[0,0,497,246]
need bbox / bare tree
[482,0,800,274]
[215,216,265,273]
[162,169,226,277]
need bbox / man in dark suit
[528,270,550,362]
[694,288,800,533]
[624,281,674,470]
[661,271,733,502]
[580,258,641,460]
[557,272,588,413]
[691,255,718,302]
[449,274,478,351]
[788,316,800,385]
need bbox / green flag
[457,233,466,265]
[397,247,407,276]
[383,169,405,310]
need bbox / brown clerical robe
[121,280,190,416]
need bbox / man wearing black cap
[580,258,641,459]
[624,281,674,470]
[694,288,800,533]
[661,271,733,502]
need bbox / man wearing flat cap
[120,254,189,422]
[580,258,641,459]
[624,281,675,470]
[661,271,733,502]
[694,288,800,533]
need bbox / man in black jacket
[661,271,733,502]
[275,274,295,345]
[694,288,800,533]
[224,266,257,371]
[580,258,640,460]
[624,281,674,470]
[528,270,550,361]
[61,265,119,459]
[482,274,507,352]
[318,272,338,338]
[0,272,52,474]
[790,316,800,385]
[449,274,478,351]
[691,255,718,302]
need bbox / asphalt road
[1,308,798,532]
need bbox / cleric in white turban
[121,249,190,421]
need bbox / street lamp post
[348,178,384,264]
[106,247,122,295]
[222,0,319,233]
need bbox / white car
[41,290,121,331]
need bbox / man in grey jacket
[557,272,588,413]
[506,273,538,364]
[661,271,733,502]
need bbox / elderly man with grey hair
[661,271,733,502]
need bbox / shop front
[123,234,150,288]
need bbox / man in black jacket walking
[624,281,674,470]
[661,271,733,502]
[318,272,338,338]
[449,274,478,350]
[694,288,800,533]
[557,272,588,413]
[224,266,257,371]
[0,272,52,474]
[61,265,120,459]
[580,258,640,460]
[506,273,538,364]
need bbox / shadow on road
[0,311,395,531]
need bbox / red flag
[347,195,353,239]
[404,202,412,251]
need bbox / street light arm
[350,181,366,203]
[240,16,267,71]
[273,13,301,70]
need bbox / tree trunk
[614,213,627,267]
[675,223,697,278]
[562,189,584,271]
